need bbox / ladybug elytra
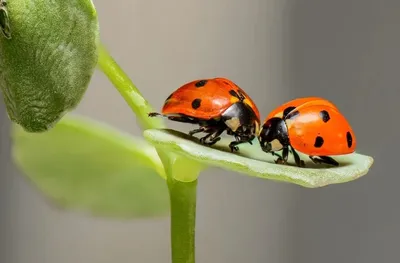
[258,97,356,167]
[149,77,260,152]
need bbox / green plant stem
[167,177,197,263]
[97,43,198,262]
[97,43,172,177]
[97,43,165,130]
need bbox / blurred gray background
[0,0,398,262]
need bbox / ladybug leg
[275,147,289,164]
[226,130,242,151]
[228,134,255,152]
[228,140,240,152]
[271,151,282,159]
[189,127,207,136]
[290,147,305,167]
[309,156,339,167]
[205,128,225,145]
[199,133,215,145]
[226,129,253,145]
[199,127,225,146]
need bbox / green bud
[0,1,11,39]
[0,0,99,132]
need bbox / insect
[0,0,11,39]
[148,77,260,152]
[258,97,356,167]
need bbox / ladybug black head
[258,117,289,152]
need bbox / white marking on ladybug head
[270,139,283,151]
[225,117,241,132]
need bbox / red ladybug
[148,77,260,152]
[258,97,356,167]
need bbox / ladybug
[148,77,260,152]
[258,97,356,167]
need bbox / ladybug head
[222,101,259,134]
[258,117,289,152]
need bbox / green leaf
[0,0,99,132]
[144,129,374,188]
[11,115,170,218]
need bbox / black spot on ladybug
[229,89,246,101]
[229,89,239,97]
[314,136,324,148]
[286,110,300,120]
[283,106,296,118]
[195,80,208,88]
[191,98,202,109]
[346,131,353,148]
[319,110,330,123]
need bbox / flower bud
[0,0,99,132]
